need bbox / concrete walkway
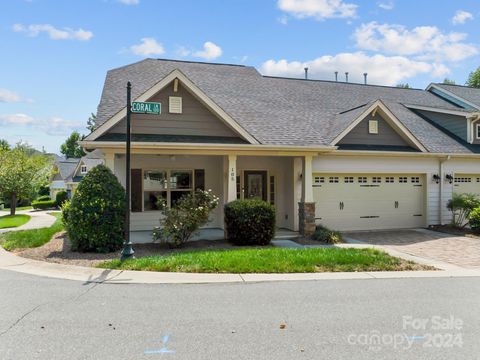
[0,210,58,234]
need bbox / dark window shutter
[131,169,142,212]
[194,169,205,191]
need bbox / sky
[0,0,479,153]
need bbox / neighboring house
[81,59,480,237]
[50,150,104,199]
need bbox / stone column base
[298,202,316,236]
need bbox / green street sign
[131,101,161,115]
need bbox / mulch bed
[429,225,480,239]
[14,231,283,267]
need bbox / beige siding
[109,81,240,138]
[338,113,410,147]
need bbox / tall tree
[0,144,51,215]
[396,83,411,89]
[466,66,480,88]
[443,78,456,85]
[0,139,9,151]
[60,131,86,158]
[87,112,96,132]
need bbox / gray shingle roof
[55,158,80,180]
[432,83,480,109]
[95,59,475,153]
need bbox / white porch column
[293,157,303,231]
[226,154,237,202]
[301,155,314,202]
[104,152,115,173]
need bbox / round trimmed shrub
[36,195,51,202]
[224,199,275,246]
[469,208,480,232]
[32,199,56,210]
[62,165,126,253]
[55,190,68,207]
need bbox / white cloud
[175,46,191,57]
[0,89,21,103]
[118,0,139,5]
[452,10,474,25]
[193,41,222,60]
[42,117,84,136]
[354,22,478,62]
[377,1,394,10]
[260,52,449,86]
[277,0,357,20]
[0,113,35,125]
[0,114,83,135]
[13,23,93,41]
[130,37,165,56]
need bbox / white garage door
[313,173,425,231]
[453,174,480,196]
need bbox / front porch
[103,150,319,244]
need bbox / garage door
[453,174,480,196]
[313,174,425,231]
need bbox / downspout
[439,155,451,225]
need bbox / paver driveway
[345,229,480,269]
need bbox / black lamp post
[121,81,135,261]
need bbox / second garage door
[313,173,425,231]
[453,174,480,196]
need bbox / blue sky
[1,0,479,153]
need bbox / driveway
[345,229,480,269]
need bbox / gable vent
[169,96,182,114]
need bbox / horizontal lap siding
[109,82,239,138]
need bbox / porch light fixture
[432,174,440,184]
[445,174,454,184]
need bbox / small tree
[62,165,126,252]
[396,83,411,89]
[466,66,480,88]
[447,193,480,228]
[153,190,219,248]
[60,131,85,159]
[443,78,456,85]
[0,144,51,215]
[0,139,10,151]
[87,113,97,132]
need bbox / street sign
[131,101,161,115]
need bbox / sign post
[120,81,135,261]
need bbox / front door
[244,171,267,201]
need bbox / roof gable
[331,100,427,152]
[87,68,258,144]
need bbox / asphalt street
[0,269,479,360]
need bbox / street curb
[1,246,480,284]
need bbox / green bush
[469,208,480,232]
[38,185,50,197]
[224,199,276,246]
[153,189,219,248]
[55,191,68,207]
[311,225,342,244]
[32,199,57,210]
[447,193,480,228]
[62,165,126,253]
[36,195,51,202]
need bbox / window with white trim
[314,176,325,184]
[358,176,367,183]
[80,165,87,174]
[344,176,354,183]
[372,176,381,183]
[143,170,193,210]
[399,176,407,183]
[476,123,480,139]
[368,119,378,134]
[329,176,339,183]
[385,176,394,183]
[411,176,420,183]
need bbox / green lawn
[98,247,423,273]
[0,213,63,251]
[0,214,31,229]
